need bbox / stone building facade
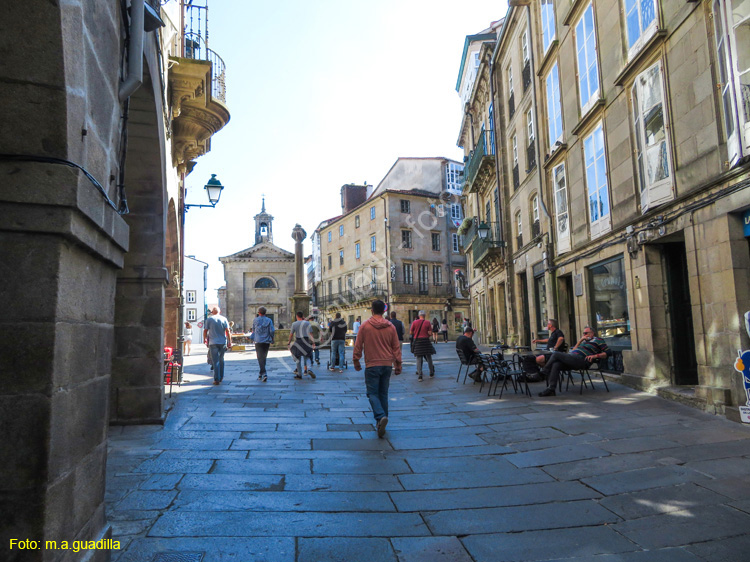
[317,159,470,335]
[219,202,296,330]
[0,1,229,558]
[460,1,750,421]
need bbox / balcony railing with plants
[470,221,506,268]
[463,129,496,193]
[182,1,227,102]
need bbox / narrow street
[107,344,750,562]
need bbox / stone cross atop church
[253,197,274,245]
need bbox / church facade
[220,202,296,331]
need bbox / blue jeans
[331,340,345,368]
[209,344,227,382]
[364,366,391,421]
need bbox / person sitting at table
[456,327,483,382]
[538,326,608,397]
[521,319,565,382]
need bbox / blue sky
[184,0,507,300]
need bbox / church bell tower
[253,197,274,245]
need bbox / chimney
[340,184,368,213]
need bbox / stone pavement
[106,342,750,561]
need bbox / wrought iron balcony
[470,221,506,270]
[391,282,454,298]
[318,283,387,309]
[184,33,227,103]
[522,60,531,92]
[463,129,496,194]
[527,142,536,172]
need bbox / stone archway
[111,58,169,425]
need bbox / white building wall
[184,256,208,339]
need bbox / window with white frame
[339,249,344,265]
[512,135,518,166]
[624,0,657,59]
[546,63,563,148]
[187,308,197,321]
[583,123,611,238]
[403,263,414,284]
[632,60,673,213]
[552,163,571,253]
[433,265,443,285]
[522,31,529,63]
[508,66,514,97]
[327,231,332,242]
[431,232,440,251]
[516,211,523,243]
[575,4,600,113]
[370,235,376,252]
[452,233,460,253]
[532,195,540,223]
[446,162,463,192]
[450,203,462,221]
[371,266,377,284]
[186,290,196,303]
[541,0,557,53]
[527,109,535,143]
[712,0,750,165]
[355,243,361,259]
[401,230,412,249]
[370,206,376,220]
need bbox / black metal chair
[456,348,480,384]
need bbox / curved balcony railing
[183,32,227,102]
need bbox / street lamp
[185,174,225,210]
[478,221,490,239]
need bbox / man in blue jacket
[251,307,275,382]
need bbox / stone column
[290,224,311,317]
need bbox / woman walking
[410,310,436,381]
[183,322,193,355]
[440,318,449,342]
[431,317,440,344]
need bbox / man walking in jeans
[353,300,402,438]
[251,307,274,382]
[203,307,232,385]
[328,312,348,372]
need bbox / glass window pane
[589,192,599,221]
[641,0,655,30]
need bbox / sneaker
[418,375,423,382]
[294,374,302,379]
[262,374,267,382]
[213,381,219,385]
[376,416,388,438]
[308,370,316,379]
[429,372,435,377]
[258,374,263,380]
[316,361,321,365]
[337,369,343,373]
[328,367,336,372]
[538,388,556,397]
[293,369,299,375]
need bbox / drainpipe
[487,53,504,245]
[119,0,146,102]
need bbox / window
[516,211,523,237]
[327,255,332,269]
[541,0,556,54]
[521,31,529,63]
[403,263,414,284]
[452,233,460,253]
[255,277,276,289]
[588,255,631,349]
[512,135,518,166]
[347,276,353,290]
[532,195,540,223]
[355,243,361,259]
[584,123,611,238]
[632,60,673,213]
[338,277,342,292]
[328,280,333,295]
[508,66,514,95]
[370,206,376,220]
[624,0,657,58]
[546,63,563,148]
[186,290,196,303]
[355,215,360,228]
[433,265,443,285]
[401,230,412,249]
[527,108,535,142]
[187,308,197,321]
[400,199,410,213]
[446,162,463,191]
[371,266,377,284]
[339,225,344,237]
[534,273,548,333]
[327,231,332,242]
[339,249,344,265]
[370,235,376,252]
[450,203,463,221]
[486,200,492,224]
[431,232,441,251]
[418,264,429,293]
[575,4,600,113]
[552,163,571,253]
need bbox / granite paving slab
[598,482,734,520]
[212,459,312,474]
[312,458,412,474]
[505,443,611,468]
[173,490,395,512]
[178,474,286,491]
[115,537,295,562]
[391,536,473,562]
[297,538,396,562]
[397,468,553,491]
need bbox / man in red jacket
[353,299,402,438]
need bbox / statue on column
[290,224,311,317]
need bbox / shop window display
[588,256,631,349]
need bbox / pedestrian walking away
[183,321,193,355]
[352,316,361,337]
[328,313,348,372]
[307,316,322,366]
[431,317,440,344]
[440,318,449,342]
[353,299,402,438]
[289,312,315,379]
[203,307,232,385]
[410,310,436,381]
[250,306,275,382]
[388,311,404,342]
